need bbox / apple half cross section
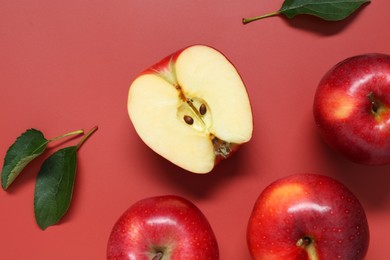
[128,45,253,173]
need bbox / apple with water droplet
[313,53,390,164]
[127,45,253,173]
[247,173,369,259]
[107,195,219,260]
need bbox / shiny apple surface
[107,195,219,260]
[314,53,390,164]
[247,174,369,260]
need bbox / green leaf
[280,0,370,20]
[242,0,370,24]
[34,146,77,230]
[1,129,48,190]
[33,126,97,230]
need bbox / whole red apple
[107,195,219,260]
[247,173,369,260]
[313,53,390,164]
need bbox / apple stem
[297,237,318,260]
[367,92,379,114]
[152,252,164,260]
[242,11,280,24]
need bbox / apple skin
[107,195,219,260]
[313,53,390,164]
[247,173,369,260]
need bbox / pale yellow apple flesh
[128,45,253,173]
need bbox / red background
[1,1,389,259]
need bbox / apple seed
[184,115,194,125]
[199,103,207,115]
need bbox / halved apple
[127,45,253,173]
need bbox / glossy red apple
[127,45,253,174]
[247,173,369,260]
[107,195,219,260]
[313,53,390,164]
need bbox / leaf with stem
[1,129,84,190]
[34,126,98,230]
[242,0,371,24]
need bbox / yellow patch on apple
[322,90,356,120]
[264,183,305,208]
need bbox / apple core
[171,66,237,160]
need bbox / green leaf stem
[243,0,370,24]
